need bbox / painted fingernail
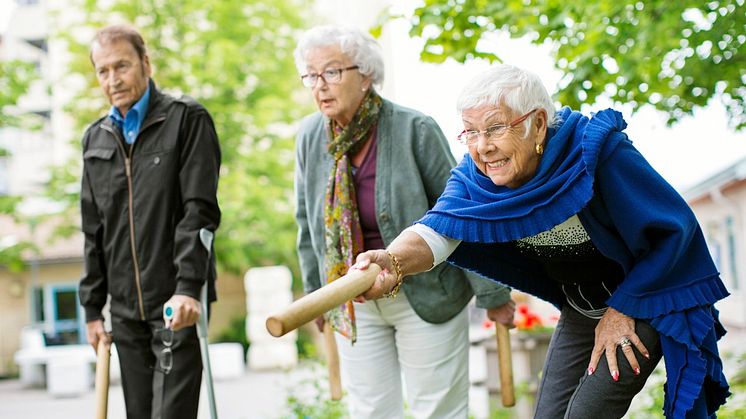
[587,367,594,375]
[634,367,640,375]
[612,371,619,382]
[643,352,650,359]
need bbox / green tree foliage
[52,0,313,276]
[396,0,745,129]
[0,60,40,272]
[0,60,37,129]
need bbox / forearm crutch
[198,228,218,419]
[167,230,219,418]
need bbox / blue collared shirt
[108,83,151,145]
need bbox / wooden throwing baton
[323,322,343,400]
[265,263,381,337]
[496,322,515,407]
[95,337,112,419]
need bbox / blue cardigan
[419,108,730,418]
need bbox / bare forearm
[387,231,435,278]
[354,230,436,301]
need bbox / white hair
[294,25,385,88]
[457,65,559,133]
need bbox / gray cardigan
[294,98,510,323]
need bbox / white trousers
[335,293,469,419]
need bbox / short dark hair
[90,24,147,63]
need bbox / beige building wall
[208,272,247,341]
[688,180,746,327]
[0,260,249,377]
[0,261,82,376]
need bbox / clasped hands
[350,249,400,302]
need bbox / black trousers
[111,315,202,419]
[533,305,663,419]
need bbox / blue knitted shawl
[418,107,730,417]
[419,107,614,241]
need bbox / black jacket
[79,82,221,322]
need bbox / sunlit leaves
[0,60,40,271]
[0,60,38,129]
[404,0,746,130]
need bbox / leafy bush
[627,351,746,418]
[280,361,348,419]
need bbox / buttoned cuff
[84,306,104,323]
[175,278,203,301]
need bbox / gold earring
[536,143,544,155]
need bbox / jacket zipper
[102,115,165,321]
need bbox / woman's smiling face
[463,103,547,188]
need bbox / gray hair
[91,24,147,64]
[457,65,558,133]
[294,25,384,87]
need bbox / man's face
[91,39,151,117]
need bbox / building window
[32,287,44,322]
[27,38,47,52]
[706,235,722,273]
[726,216,739,290]
[31,284,85,345]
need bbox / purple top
[353,130,384,250]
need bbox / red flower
[514,304,544,331]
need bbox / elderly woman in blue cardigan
[354,64,730,418]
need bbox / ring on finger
[619,336,632,347]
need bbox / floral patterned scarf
[323,89,382,343]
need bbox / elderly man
[78,24,220,419]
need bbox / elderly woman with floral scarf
[292,26,515,418]
[354,65,730,418]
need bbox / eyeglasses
[456,109,538,146]
[300,66,359,88]
[158,328,173,375]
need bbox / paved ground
[2,326,745,419]
[0,363,323,419]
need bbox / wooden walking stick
[265,264,381,337]
[95,336,112,419]
[323,322,343,400]
[496,323,515,407]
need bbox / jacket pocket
[83,148,116,205]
